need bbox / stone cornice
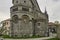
[10,4,32,9]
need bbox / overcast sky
[0,0,60,22]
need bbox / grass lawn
[1,35,44,39]
[47,38,60,40]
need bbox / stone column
[10,20,14,37]
[57,25,60,38]
[32,18,37,36]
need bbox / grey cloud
[53,0,60,2]
[0,0,12,12]
[0,0,60,22]
[0,0,12,22]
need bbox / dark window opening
[12,15,19,23]
[38,23,40,26]
[13,7,18,12]
[3,23,6,26]
[22,7,29,11]
[16,1,18,3]
[6,22,8,25]
[24,1,26,3]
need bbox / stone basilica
[10,0,49,37]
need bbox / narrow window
[13,7,18,12]
[24,1,26,3]
[6,22,8,25]
[38,23,40,26]
[3,23,6,26]
[22,7,29,11]
[16,1,18,3]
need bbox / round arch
[22,15,29,19]
[12,15,19,23]
[21,15,30,23]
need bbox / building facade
[10,0,49,37]
[48,22,57,33]
[1,19,10,35]
[54,21,60,39]
[57,25,60,38]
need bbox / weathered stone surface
[10,0,49,37]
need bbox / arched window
[12,15,19,23]
[22,15,29,23]
[22,15,29,19]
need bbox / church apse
[10,0,49,37]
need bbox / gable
[31,0,40,11]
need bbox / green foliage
[2,35,44,39]
[47,38,60,40]
[30,35,43,38]
[2,35,11,38]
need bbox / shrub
[47,38,60,40]
[1,35,44,39]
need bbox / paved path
[0,37,55,40]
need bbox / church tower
[10,0,49,37]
